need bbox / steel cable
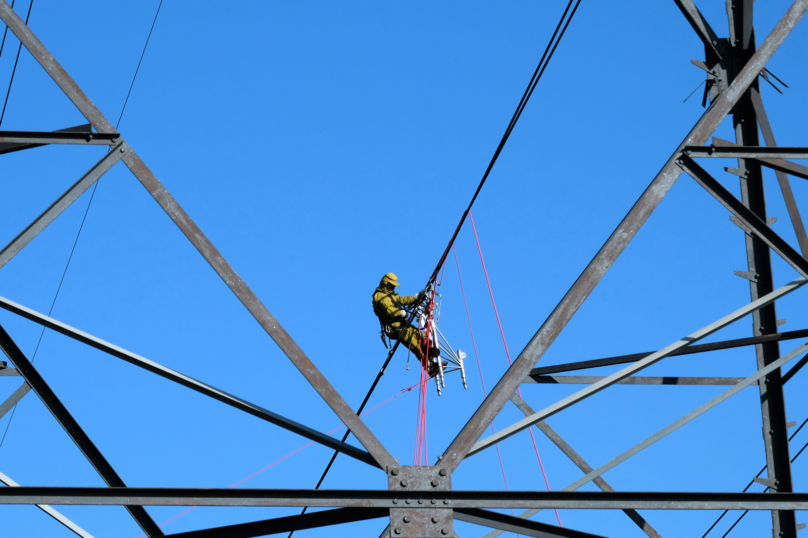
[0,0,31,127]
[429,0,582,283]
[0,0,17,60]
[701,414,808,537]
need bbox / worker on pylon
[372,272,441,372]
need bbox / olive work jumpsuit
[372,286,427,360]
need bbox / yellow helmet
[380,272,400,288]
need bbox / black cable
[288,4,584,536]
[429,0,583,282]
[683,79,706,103]
[0,0,18,59]
[701,414,808,537]
[720,436,808,538]
[116,0,163,130]
[0,0,32,127]
[0,0,163,452]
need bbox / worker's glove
[396,310,407,317]
[418,289,429,302]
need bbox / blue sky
[0,1,806,536]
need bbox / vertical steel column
[725,1,796,535]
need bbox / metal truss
[0,0,806,537]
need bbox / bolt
[439,469,447,476]
[441,529,449,535]
[443,499,449,505]
[394,528,401,535]
[431,499,436,505]
[400,480,408,487]
[119,146,125,153]
[403,516,411,523]
[391,468,399,476]
[418,499,423,504]
[432,517,439,524]
[770,429,775,434]
[393,499,398,504]
[405,499,411,505]
[431,479,439,487]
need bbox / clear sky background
[0,1,806,537]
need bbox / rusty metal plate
[388,466,453,537]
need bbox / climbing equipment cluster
[402,283,467,396]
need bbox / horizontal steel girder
[0,488,806,510]
[0,294,378,468]
[529,328,808,376]
[0,470,94,538]
[683,145,808,159]
[525,376,745,385]
[0,128,118,152]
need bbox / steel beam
[0,324,164,537]
[0,128,118,153]
[0,294,378,468]
[0,470,94,538]
[749,87,808,256]
[454,508,605,538]
[524,376,745,385]
[438,0,808,472]
[754,156,808,181]
[529,328,808,376]
[468,276,806,458]
[684,146,808,159]
[0,380,30,419]
[166,508,386,538]
[0,488,805,510]
[0,0,395,470]
[677,154,808,278]
[673,0,723,59]
[0,124,101,155]
[0,144,125,271]
[510,394,663,538]
[782,352,808,384]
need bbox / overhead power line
[0,0,32,126]
[429,0,583,282]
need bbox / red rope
[137,383,419,537]
[453,245,517,522]
[468,211,562,527]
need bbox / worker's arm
[379,294,407,318]
[398,294,419,306]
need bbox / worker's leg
[396,326,425,359]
